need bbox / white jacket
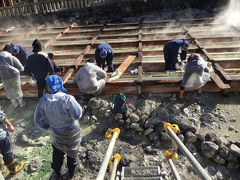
[73,63,106,94]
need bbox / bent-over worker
[179,53,211,99]
[95,42,114,72]
[0,48,25,108]
[163,39,189,71]
[73,59,107,95]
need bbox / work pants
[51,145,78,177]
[0,136,14,166]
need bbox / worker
[25,39,54,98]
[0,47,25,108]
[95,42,114,72]
[163,39,189,71]
[10,43,28,66]
[34,75,83,180]
[73,58,107,95]
[179,53,211,99]
[48,52,65,75]
[0,106,25,174]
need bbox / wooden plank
[214,63,231,83]
[210,71,230,89]
[62,68,74,84]
[108,55,136,82]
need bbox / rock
[129,113,140,123]
[126,118,131,124]
[186,143,196,153]
[81,115,90,123]
[20,134,29,144]
[99,99,109,108]
[227,161,237,169]
[183,107,190,116]
[143,128,154,136]
[229,144,240,157]
[140,115,148,124]
[126,107,133,117]
[218,144,229,159]
[128,103,136,111]
[226,152,238,162]
[228,126,235,131]
[205,132,217,142]
[230,118,237,122]
[201,141,219,158]
[160,132,171,141]
[130,123,144,132]
[148,132,159,142]
[185,132,197,143]
[135,109,142,116]
[213,154,226,164]
[225,134,229,138]
[235,129,239,133]
[195,133,205,141]
[27,159,42,173]
[114,113,123,121]
[88,98,101,110]
[200,113,215,123]
[178,134,184,142]
[90,115,97,123]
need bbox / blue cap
[46,75,67,94]
[99,48,108,59]
[182,40,189,49]
[10,44,20,54]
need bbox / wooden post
[2,0,6,7]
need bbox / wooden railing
[0,0,117,17]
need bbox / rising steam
[214,0,240,28]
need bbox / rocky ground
[0,91,240,180]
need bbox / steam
[214,0,240,28]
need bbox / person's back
[26,52,53,79]
[0,51,24,80]
[74,62,106,94]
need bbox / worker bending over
[163,39,189,71]
[95,42,114,72]
[25,39,54,98]
[0,106,25,174]
[179,53,211,99]
[74,59,107,95]
[0,47,25,107]
[34,75,83,180]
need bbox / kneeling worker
[179,53,212,99]
[73,59,107,95]
[163,39,189,71]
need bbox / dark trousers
[51,145,78,177]
[36,78,46,99]
[96,53,114,72]
[0,136,14,166]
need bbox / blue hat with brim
[46,75,67,94]
[99,48,108,59]
[182,40,189,49]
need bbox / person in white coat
[0,46,25,107]
[73,59,107,95]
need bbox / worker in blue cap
[163,39,189,71]
[34,75,83,180]
[95,42,114,72]
[10,43,28,66]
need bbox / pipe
[110,154,121,180]
[167,158,181,180]
[96,128,120,180]
[166,127,212,180]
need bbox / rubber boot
[7,160,25,174]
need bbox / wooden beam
[62,68,74,84]
[108,55,136,82]
[44,23,76,48]
[210,71,230,89]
